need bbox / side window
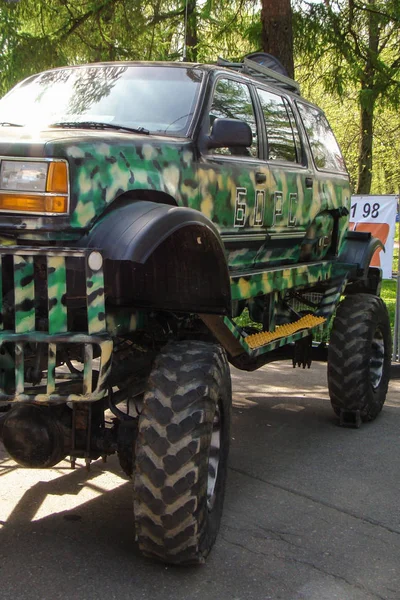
[297,102,346,172]
[209,78,258,157]
[257,88,300,163]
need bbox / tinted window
[297,102,346,171]
[257,89,300,163]
[209,79,258,157]
[0,65,203,136]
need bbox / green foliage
[244,19,262,48]
[381,279,396,331]
[0,3,23,93]
[0,0,260,96]
[294,0,400,194]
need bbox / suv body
[0,57,391,564]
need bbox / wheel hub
[370,327,385,389]
[207,402,221,510]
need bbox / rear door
[252,87,313,268]
[295,100,351,258]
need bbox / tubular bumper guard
[0,246,112,404]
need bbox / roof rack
[217,53,300,96]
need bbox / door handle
[255,172,266,184]
[305,177,313,188]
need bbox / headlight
[0,161,48,191]
[0,159,69,214]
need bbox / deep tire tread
[134,340,231,565]
[328,294,391,422]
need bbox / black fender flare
[338,230,384,277]
[83,201,223,263]
[81,200,231,314]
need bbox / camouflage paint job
[62,142,349,269]
[0,62,355,400]
[64,141,197,228]
[0,247,112,403]
[47,256,67,334]
[14,256,35,333]
[230,261,335,301]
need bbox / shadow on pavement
[0,374,399,599]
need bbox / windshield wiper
[50,121,150,135]
[0,122,23,127]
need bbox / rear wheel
[328,294,391,422]
[134,340,231,564]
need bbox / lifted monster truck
[0,54,391,564]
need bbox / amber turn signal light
[0,193,68,213]
[46,162,68,194]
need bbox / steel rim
[370,327,385,389]
[207,402,221,511]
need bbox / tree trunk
[148,0,162,60]
[260,0,294,78]
[185,0,198,62]
[356,102,374,194]
[356,0,378,194]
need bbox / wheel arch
[82,200,231,314]
[339,230,384,295]
[339,230,384,274]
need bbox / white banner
[349,195,398,279]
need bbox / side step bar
[200,313,326,359]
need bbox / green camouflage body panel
[0,126,350,277]
[47,136,350,278]
[14,256,35,333]
[230,261,335,301]
[60,140,197,229]
[300,212,334,261]
[47,256,68,334]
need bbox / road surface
[1,361,399,600]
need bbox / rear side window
[209,78,258,157]
[297,102,346,172]
[257,89,301,163]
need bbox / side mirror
[207,118,252,150]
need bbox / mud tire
[328,294,391,422]
[133,340,231,565]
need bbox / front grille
[0,247,112,403]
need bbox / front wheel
[134,340,231,564]
[328,294,391,423]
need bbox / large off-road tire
[328,293,391,422]
[134,340,231,565]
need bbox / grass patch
[381,279,396,330]
[385,220,399,332]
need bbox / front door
[197,76,269,272]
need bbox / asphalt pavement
[1,360,400,600]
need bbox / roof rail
[217,54,300,96]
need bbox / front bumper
[0,246,112,404]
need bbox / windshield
[0,64,204,137]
